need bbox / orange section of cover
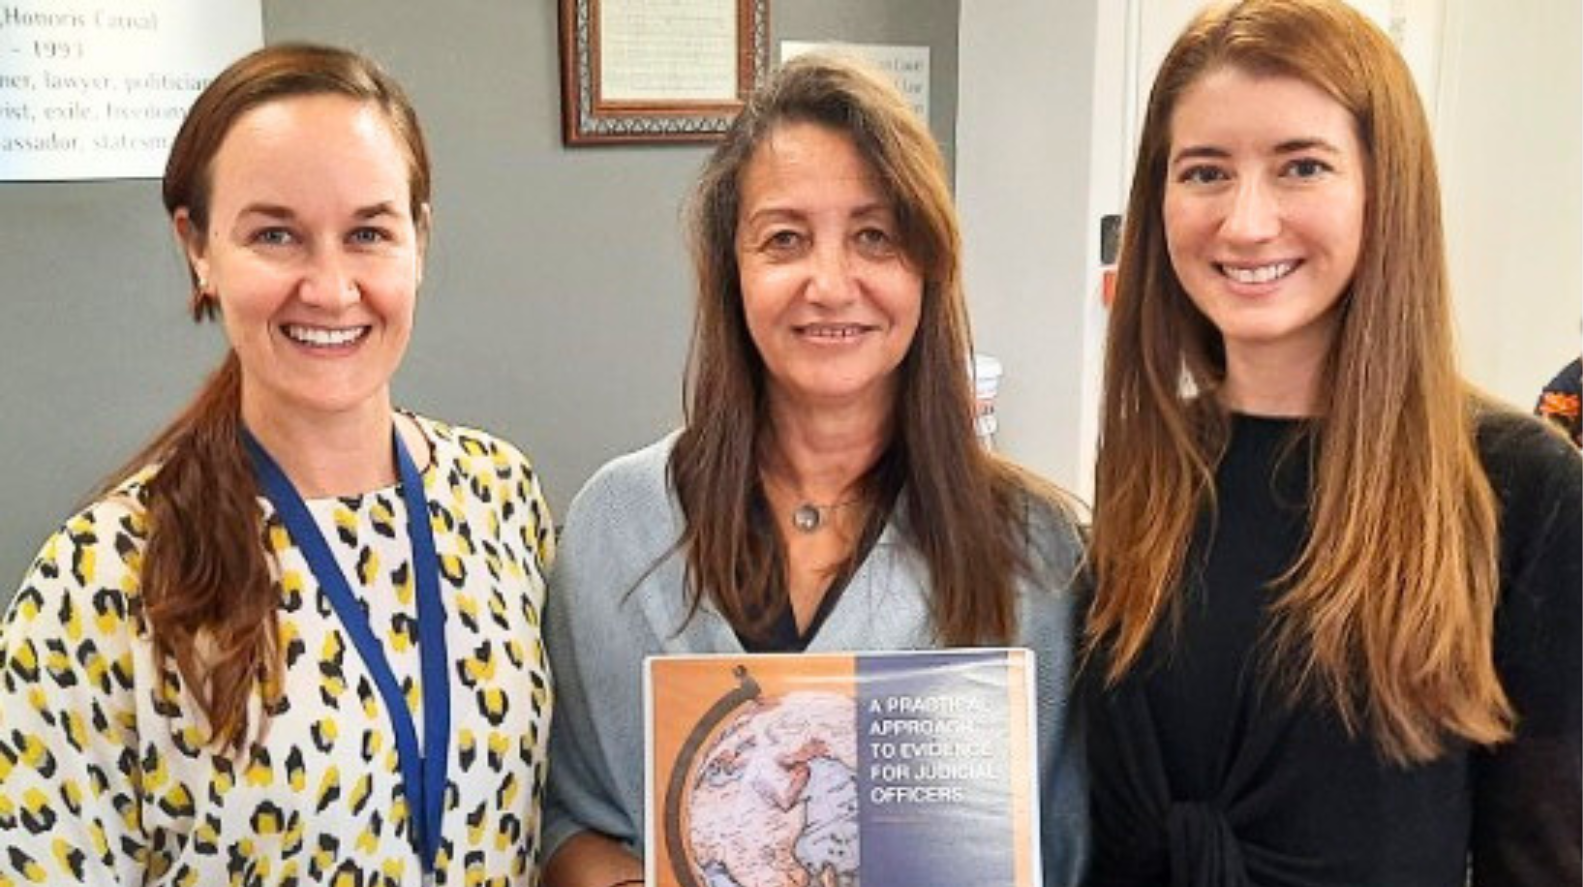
[650,654,858,886]
[1006,649,1034,886]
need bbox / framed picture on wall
[559,0,769,145]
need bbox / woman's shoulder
[550,433,682,602]
[405,413,556,554]
[6,472,156,638]
[56,469,157,553]
[1475,406,1581,504]
[1000,461,1086,538]
[1473,407,1580,599]
[566,431,680,520]
[997,464,1088,586]
[409,412,538,472]
[551,432,682,583]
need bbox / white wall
[956,0,1102,502]
[1438,0,1582,405]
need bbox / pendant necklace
[762,459,863,534]
[789,498,862,533]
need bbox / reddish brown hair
[1087,0,1505,763]
[123,43,430,749]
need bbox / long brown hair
[1088,0,1505,764]
[671,54,1068,645]
[120,43,431,749]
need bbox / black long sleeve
[1470,415,1582,887]
[1083,411,1581,887]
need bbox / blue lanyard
[244,425,450,876]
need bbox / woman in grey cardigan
[541,54,1088,887]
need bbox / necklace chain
[760,463,864,534]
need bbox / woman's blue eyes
[1179,166,1227,185]
[251,227,390,246]
[1284,158,1330,178]
[253,227,294,246]
[1176,159,1331,184]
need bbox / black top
[738,572,848,652]
[1082,411,1581,887]
[736,495,891,653]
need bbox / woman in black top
[1083,1,1581,885]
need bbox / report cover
[645,648,1039,887]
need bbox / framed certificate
[559,0,769,145]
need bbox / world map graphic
[678,689,860,887]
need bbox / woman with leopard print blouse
[0,45,555,886]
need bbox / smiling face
[177,93,425,436]
[735,121,923,419]
[1164,67,1365,405]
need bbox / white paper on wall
[0,0,262,181]
[780,40,930,125]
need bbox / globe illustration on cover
[667,669,860,887]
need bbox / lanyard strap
[244,424,450,875]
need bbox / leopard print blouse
[0,415,554,886]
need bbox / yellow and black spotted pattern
[0,415,554,886]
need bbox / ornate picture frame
[559,0,769,146]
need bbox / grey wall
[0,1,960,602]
